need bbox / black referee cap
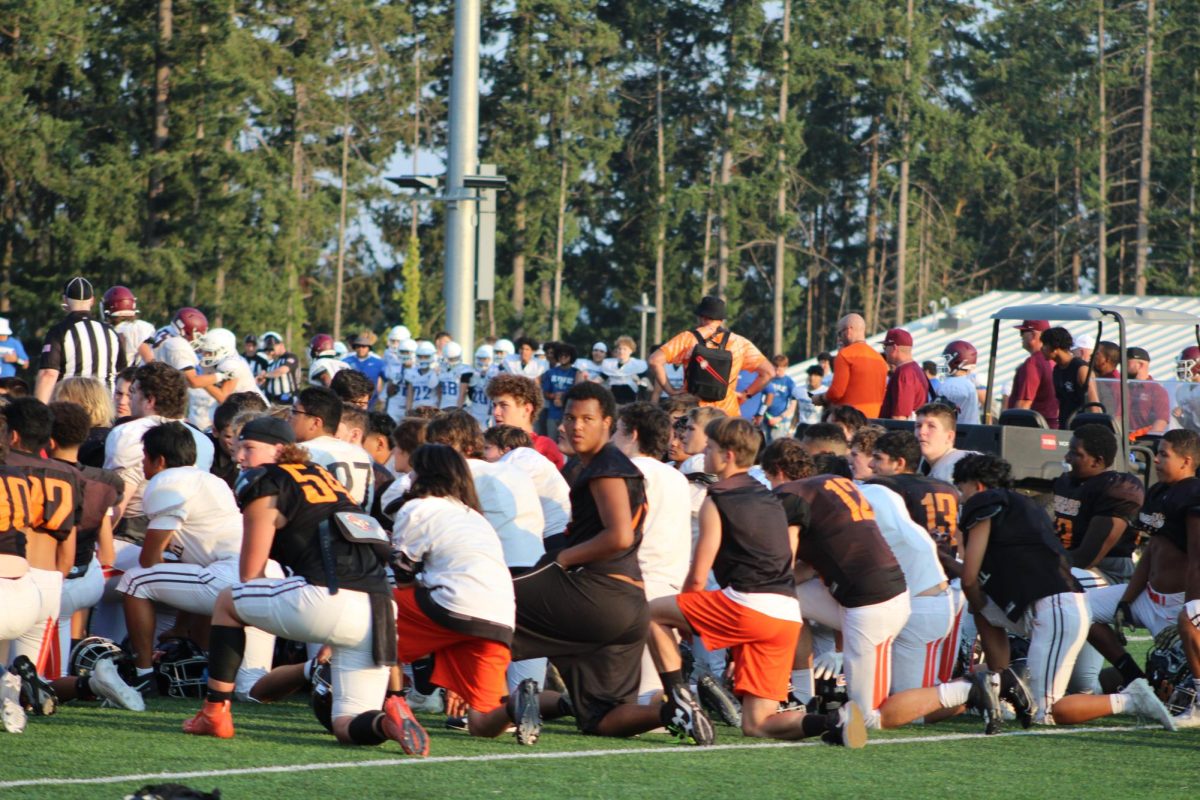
[63,277,95,301]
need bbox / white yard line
[0,724,1159,791]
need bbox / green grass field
[1,694,1195,800]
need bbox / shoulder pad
[143,480,190,521]
[235,466,273,502]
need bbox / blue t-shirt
[762,375,795,417]
[541,365,579,421]
[342,352,386,402]
[737,370,763,419]
[0,338,29,378]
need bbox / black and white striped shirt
[39,311,126,391]
[263,351,299,403]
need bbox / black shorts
[512,562,648,734]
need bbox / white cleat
[1172,703,1200,730]
[1124,678,1175,731]
[91,658,145,712]
[2,672,26,734]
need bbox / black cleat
[821,700,867,749]
[664,684,716,746]
[443,715,469,733]
[131,672,160,700]
[509,678,541,746]
[967,670,1002,735]
[11,656,56,717]
[697,674,742,727]
[1000,665,1035,729]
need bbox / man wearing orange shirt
[816,313,888,419]
[650,296,772,418]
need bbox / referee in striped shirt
[34,276,127,402]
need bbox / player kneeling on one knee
[182,416,430,755]
[649,418,866,747]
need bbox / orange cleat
[182,700,235,739]
[381,695,429,756]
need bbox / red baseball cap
[1013,320,1050,332]
[883,328,913,347]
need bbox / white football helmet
[397,338,417,367]
[197,328,237,368]
[474,344,494,371]
[415,340,437,368]
[494,338,514,359]
[442,341,463,365]
[388,325,412,351]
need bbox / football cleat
[405,686,444,714]
[11,656,57,717]
[443,715,469,733]
[664,684,716,746]
[1124,678,1176,731]
[697,674,742,727]
[91,657,146,712]
[1000,665,1035,729]
[182,700,235,739]
[967,670,1002,735]
[1172,702,1200,729]
[2,670,26,734]
[382,695,430,757]
[821,700,867,749]
[132,671,161,700]
[509,678,542,746]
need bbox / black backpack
[685,328,734,402]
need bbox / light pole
[632,292,658,360]
[443,0,481,349]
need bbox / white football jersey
[214,355,263,397]
[303,435,375,509]
[406,367,440,409]
[437,364,474,410]
[465,372,493,428]
[499,446,570,536]
[143,466,242,566]
[154,334,198,372]
[633,455,692,595]
[104,416,216,520]
[575,358,605,383]
[601,357,647,393]
[391,496,514,630]
[467,458,545,568]
[309,357,349,385]
[857,482,946,597]
[115,319,156,366]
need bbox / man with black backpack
[649,295,772,417]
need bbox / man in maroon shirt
[1126,347,1169,435]
[880,329,931,420]
[1007,320,1059,425]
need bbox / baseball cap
[351,333,373,347]
[592,342,608,353]
[1126,347,1151,362]
[243,333,257,344]
[695,295,727,320]
[238,416,296,446]
[63,277,94,301]
[1013,320,1050,332]
[0,318,10,336]
[883,328,913,347]
[1073,333,1095,351]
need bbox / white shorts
[6,568,64,675]
[61,561,105,619]
[891,590,957,693]
[1068,568,1112,695]
[842,592,910,727]
[796,579,842,630]
[232,577,390,718]
[0,573,43,641]
[1088,582,1183,637]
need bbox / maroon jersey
[775,475,906,608]
[1008,352,1059,425]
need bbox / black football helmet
[69,636,136,683]
[310,661,334,733]
[1146,626,1196,714]
[155,638,209,698]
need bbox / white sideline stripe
[0,724,1157,790]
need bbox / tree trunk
[147,0,172,250]
[1072,139,1082,291]
[717,100,734,300]
[286,80,307,349]
[772,0,791,357]
[333,91,351,342]
[864,121,880,331]
[1096,0,1108,293]
[1190,68,1198,281]
[895,0,913,325]
[552,149,567,341]
[653,32,666,343]
[701,160,716,296]
[1133,0,1155,296]
[513,199,527,323]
